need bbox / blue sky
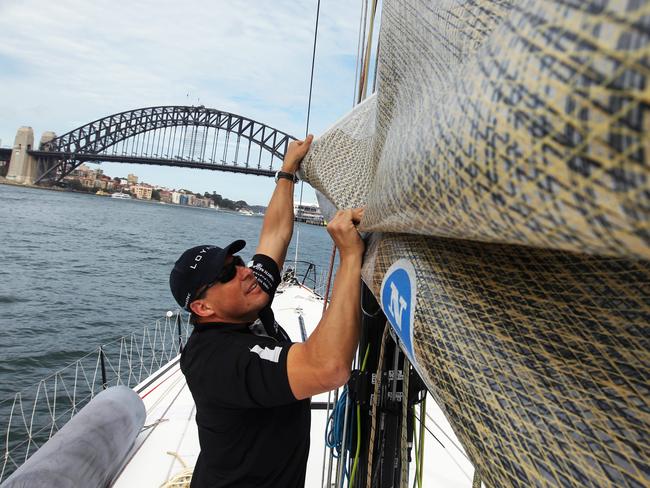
[0,0,361,205]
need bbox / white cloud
[0,0,360,204]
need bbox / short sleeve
[202,338,297,409]
[249,253,281,297]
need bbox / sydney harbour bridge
[1,105,297,184]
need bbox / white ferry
[111,192,132,200]
[294,202,325,226]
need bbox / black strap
[259,307,291,341]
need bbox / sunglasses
[195,255,246,299]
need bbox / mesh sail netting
[300,0,649,486]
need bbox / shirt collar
[193,321,253,333]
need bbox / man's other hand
[282,134,314,173]
[327,208,365,260]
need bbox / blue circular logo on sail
[380,259,417,361]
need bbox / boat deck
[112,283,476,487]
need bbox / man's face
[195,255,269,322]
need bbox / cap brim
[223,239,246,256]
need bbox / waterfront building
[194,197,210,208]
[94,175,114,191]
[159,191,173,203]
[132,184,153,200]
[71,164,93,178]
[80,172,96,188]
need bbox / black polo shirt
[180,254,311,487]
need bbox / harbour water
[0,184,333,403]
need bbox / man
[169,134,365,487]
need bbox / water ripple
[0,184,331,407]
[0,296,27,304]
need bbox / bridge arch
[35,105,296,181]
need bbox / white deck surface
[112,283,475,487]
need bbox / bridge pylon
[36,131,58,183]
[7,127,36,184]
[6,128,58,184]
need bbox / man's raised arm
[286,208,365,400]
[256,134,313,269]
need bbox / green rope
[418,396,426,487]
[412,413,419,488]
[349,344,370,487]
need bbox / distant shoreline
[0,180,330,225]
[0,177,66,192]
[0,178,265,214]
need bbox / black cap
[169,240,246,310]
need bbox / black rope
[99,346,107,390]
[176,312,184,354]
[413,412,445,450]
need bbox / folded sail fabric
[301,1,650,486]
[302,0,650,259]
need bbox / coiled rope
[160,452,192,488]
[325,387,354,459]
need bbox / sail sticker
[380,259,417,361]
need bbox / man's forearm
[260,177,294,249]
[285,207,365,399]
[255,135,312,267]
[306,255,362,378]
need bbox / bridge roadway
[27,151,275,177]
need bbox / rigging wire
[371,34,380,95]
[293,0,321,273]
[424,411,471,462]
[357,0,370,105]
[305,0,321,138]
[358,0,379,103]
[413,411,473,482]
[353,0,368,106]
